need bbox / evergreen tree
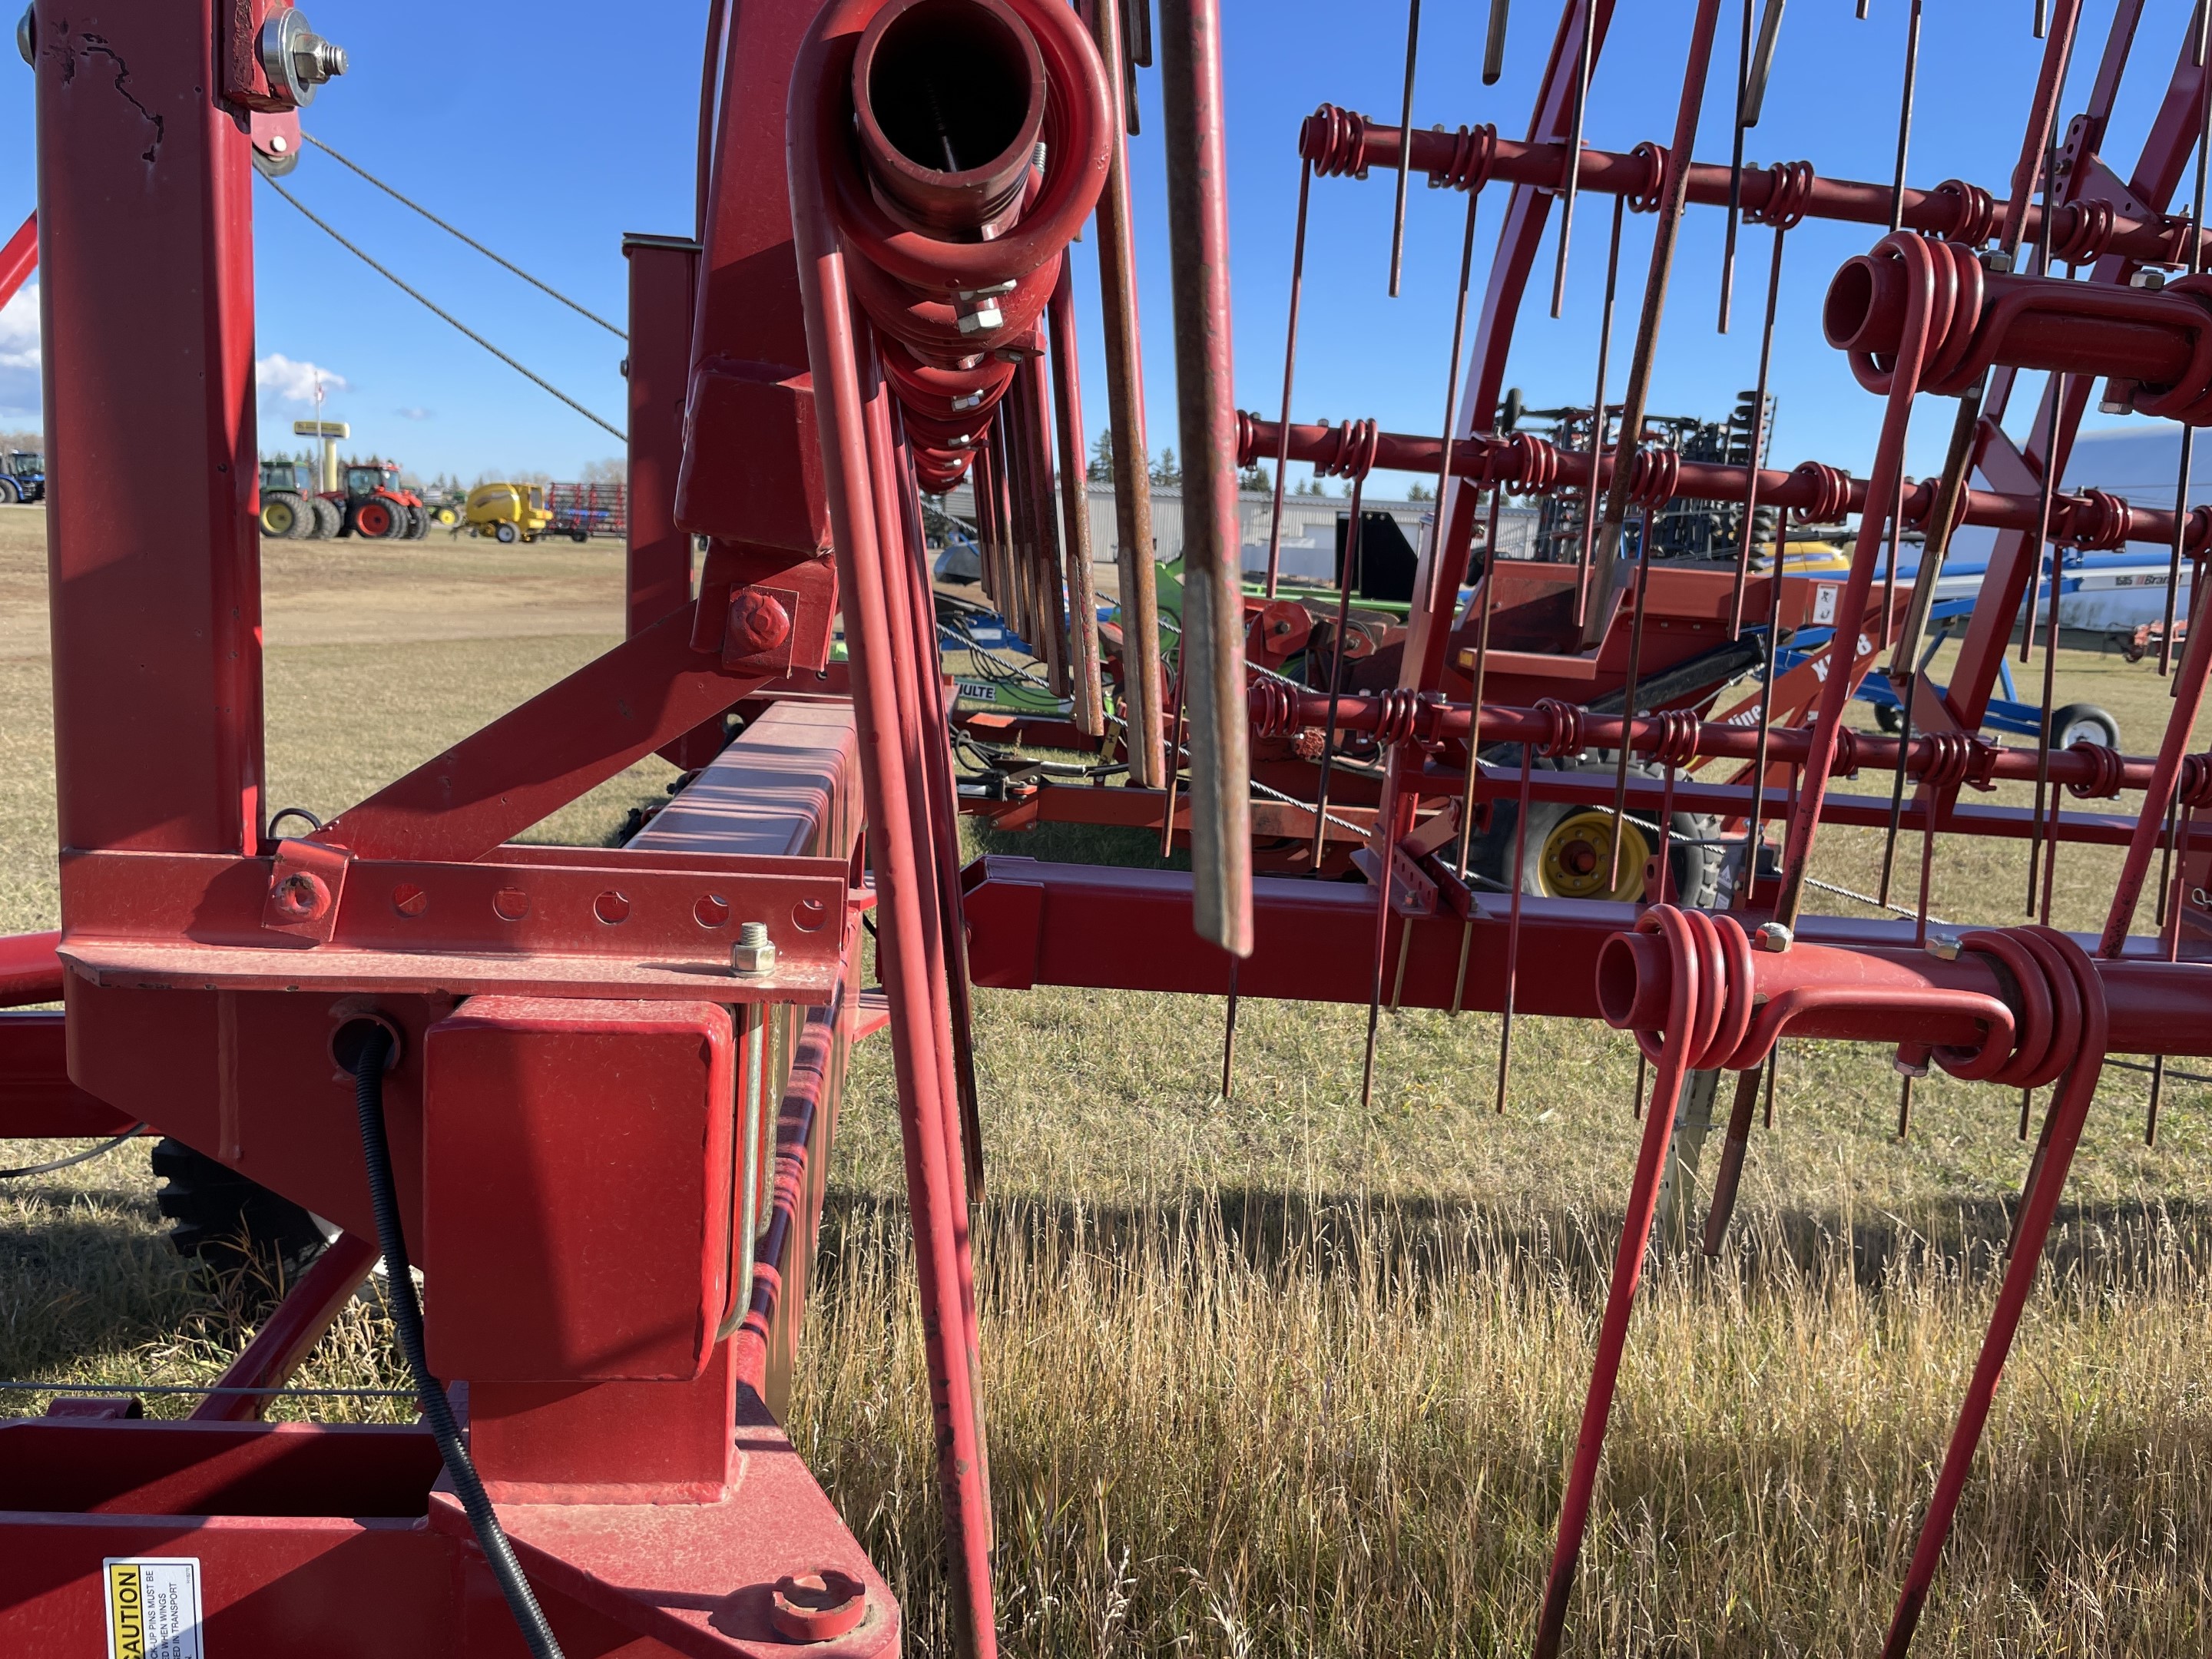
[1238,460,1270,492]
[1088,429,1115,482]
[1150,446,1181,488]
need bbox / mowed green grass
[4,538,2212,1652]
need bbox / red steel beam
[187,1233,381,1423]
[962,856,2212,1053]
[0,211,34,313]
[38,0,263,862]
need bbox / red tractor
[326,458,430,539]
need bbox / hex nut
[732,921,777,975]
[1925,932,1962,961]
[1753,921,1793,953]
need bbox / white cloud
[0,281,41,417]
[257,353,349,405]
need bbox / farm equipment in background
[17,3,2212,1658]
[0,448,44,505]
[462,479,554,544]
[545,479,628,541]
[257,458,338,538]
[328,458,430,539]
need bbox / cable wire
[260,174,627,444]
[0,1124,146,1179]
[352,1031,566,1659]
[300,133,628,340]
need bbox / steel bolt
[1925,932,1962,961]
[1753,921,1793,953]
[272,870,332,922]
[2130,267,2168,290]
[725,588,793,658]
[732,921,777,976]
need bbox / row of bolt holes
[388,884,829,933]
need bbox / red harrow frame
[9,1,2212,1655]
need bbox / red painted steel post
[624,233,702,637]
[788,8,997,1648]
[1158,0,1253,955]
[37,0,265,863]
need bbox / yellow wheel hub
[260,498,296,535]
[1538,809,1653,902]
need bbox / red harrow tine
[1882,931,2109,1658]
[1574,194,1626,628]
[1549,0,1595,320]
[2159,1,2212,676]
[1262,158,1313,600]
[1387,0,1420,299]
[1533,907,1752,1659]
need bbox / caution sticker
[104,1558,203,1659]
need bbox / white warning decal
[104,1558,204,1659]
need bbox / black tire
[310,496,342,538]
[0,478,19,505]
[405,502,429,539]
[570,528,588,544]
[1874,701,1904,734]
[2051,703,2121,750]
[495,522,518,545]
[1469,750,1724,908]
[151,1138,331,1273]
[260,492,307,538]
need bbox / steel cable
[259,174,626,443]
[300,134,628,339]
[0,1124,146,1179]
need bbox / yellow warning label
[103,1558,202,1659]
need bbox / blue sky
[0,0,2205,491]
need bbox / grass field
[5,505,2212,1654]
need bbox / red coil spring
[1625,142,1670,214]
[2059,487,2135,551]
[2187,505,2212,555]
[1842,233,1990,398]
[1826,727,1863,779]
[1426,123,1498,192]
[1647,710,1700,770]
[2045,197,2117,267]
[1913,730,2004,793]
[1371,687,1421,747]
[1624,445,1682,510]
[1607,907,2094,1088]
[1745,159,1816,230]
[1247,677,1297,738]
[1899,473,1967,542]
[2127,272,2212,426]
[1927,178,1998,247]
[1312,417,1380,481]
[1530,697,1588,758]
[1788,459,1853,523]
[824,0,1111,485]
[1300,102,1370,178]
[2061,743,2126,800]
[1505,432,1561,494]
[2177,750,2212,809]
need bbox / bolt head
[725,588,792,658]
[271,870,332,922]
[2131,267,2168,290]
[1753,921,1793,953]
[1925,932,1962,961]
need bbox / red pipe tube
[1236,411,2212,552]
[0,931,63,1008]
[1302,104,2201,270]
[1248,685,2194,800]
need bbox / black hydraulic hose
[351,1031,566,1659]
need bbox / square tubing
[36,0,264,863]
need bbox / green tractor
[258,459,339,538]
